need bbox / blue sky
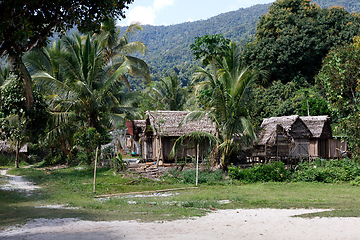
[119,0,275,26]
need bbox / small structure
[300,116,346,158]
[127,111,216,162]
[253,115,312,161]
[252,115,347,161]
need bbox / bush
[180,169,225,184]
[228,161,290,183]
[293,159,360,183]
[0,154,15,167]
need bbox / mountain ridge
[127,0,360,88]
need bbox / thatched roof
[147,111,216,137]
[300,116,332,139]
[256,115,311,146]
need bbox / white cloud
[125,6,156,25]
[122,0,176,26]
[154,0,175,11]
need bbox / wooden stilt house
[127,111,216,162]
[252,115,347,161]
[253,115,312,161]
[300,116,347,159]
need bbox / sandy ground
[2,169,360,240]
[2,208,360,240]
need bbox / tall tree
[0,77,48,168]
[186,41,260,169]
[316,36,360,156]
[190,34,230,84]
[24,31,147,159]
[242,0,360,85]
[97,17,151,89]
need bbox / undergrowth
[228,158,360,184]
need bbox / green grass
[1,166,360,229]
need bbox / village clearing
[2,166,360,239]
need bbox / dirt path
[0,169,40,192]
[2,208,360,240]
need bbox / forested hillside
[127,0,360,87]
[129,4,270,87]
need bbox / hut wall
[319,139,329,159]
[291,139,309,158]
[309,139,319,159]
[142,138,154,161]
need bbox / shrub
[293,159,360,183]
[0,154,15,167]
[228,161,290,183]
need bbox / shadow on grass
[0,188,96,229]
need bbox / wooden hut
[128,111,216,162]
[253,115,312,161]
[300,116,346,159]
[253,115,347,161]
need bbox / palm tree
[98,17,151,89]
[184,41,262,169]
[147,74,187,111]
[23,29,149,158]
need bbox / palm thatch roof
[256,115,312,146]
[147,111,216,137]
[300,116,332,139]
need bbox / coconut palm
[147,74,187,111]
[23,29,149,159]
[184,41,262,169]
[97,17,151,89]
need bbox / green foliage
[111,153,129,172]
[74,127,101,151]
[190,34,230,65]
[74,127,102,165]
[293,159,360,183]
[228,159,360,183]
[242,0,360,85]
[300,97,329,117]
[248,81,329,127]
[144,74,188,111]
[228,161,289,183]
[0,154,15,167]
[189,40,259,168]
[0,0,134,57]
[24,25,147,162]
[0,77,49,142]
[316,37,360,155]
[180,169,225,184]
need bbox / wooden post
[15,139,20,168]
[93,146,99,194]
[196,143,199,186]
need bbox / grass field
[1,166,360,229]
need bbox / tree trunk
[15,139,20,168]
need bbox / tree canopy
[0,0,134,58]
[242,0,360,85]
[316,37,360,156]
